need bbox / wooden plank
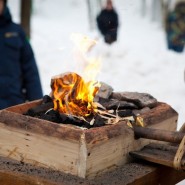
[83,118,178,178]
[86,133,134,178]
[0,156,185,185]
[0,123,80,177]
[4,101,178,144]
[141,102,178,127]
[0,101,178,178]
[134,126,185,143]
[85,115,178,178]
[0,170,58,185]
[5,99,42,114]
[0,110,83,142]
[129,143,185,169]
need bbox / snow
[8,0,185,129]
[6,0,185,184]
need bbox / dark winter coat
[0,6,43,109]
[96,9,119,44]
[165,2,185,52]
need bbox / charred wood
[98,98,138,110]
[42,95,53,104]
[25,102,53,117]
[94,82,114,101]
[111,92,158,108]
[91,114,106,127]
[40,109,66,123]
[117,109,134,117]
[132,107,151,116]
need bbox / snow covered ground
[9,0,185,128]
[6,0,185,184]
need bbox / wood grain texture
[0,110,83,142]
[0,170,58,185]
[141,102,178,126]
[5,99,42,114]
[130,143,185,169]
[0,100,178,178]
[0,123,80,176]
[0,158,185,185]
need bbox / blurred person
[165,0,185,52]
[96,0,119,44]
[0,0,43,109]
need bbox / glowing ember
[50,72,100,117]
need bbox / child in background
[96,0,119,45]
[165,0,185,53]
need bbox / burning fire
[51,72,99,117]
[51,34,101,117]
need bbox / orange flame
[70,33,101,82]
[51,72,99,117]
[51,34,101,117]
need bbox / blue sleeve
[19,27,43,100]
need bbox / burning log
[50,72,99,117]
[23,72,162,129]
[26,73,153,127]
[40,109,67,123]
[94,82,113,101]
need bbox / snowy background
[8,0,185,129]
[7,0,185,183]
[9,0,185,128]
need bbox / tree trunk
[87,0,93,30]
[141,0,146,17]
[20,0,32,39]
[87,0,103,31]
[97,0,103,8]
[151,0,160,21]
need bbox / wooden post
[20,0,32,39]
[134,126,184,144]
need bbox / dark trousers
[104,30,117,44]
[167,36,184,53]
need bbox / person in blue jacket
[165,1,185,52]
[0,0,43,109]
[96,0,119,44]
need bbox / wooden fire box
[0,100,178,179]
